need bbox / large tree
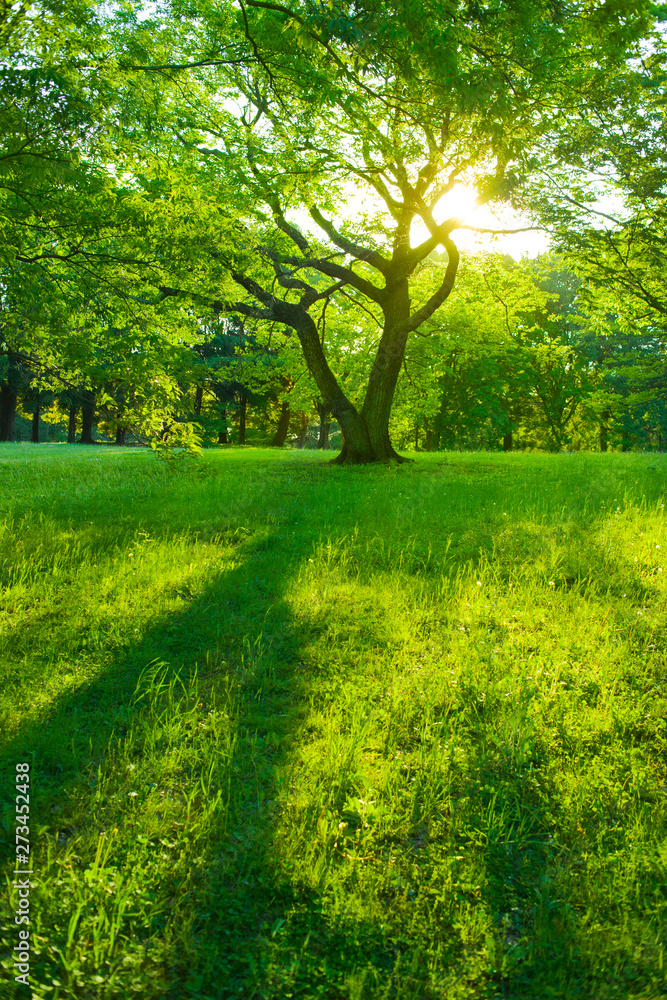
[107,0,654,461]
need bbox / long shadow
[0,509,404,999]
[3,457,661,999]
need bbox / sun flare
[411,182,549,259]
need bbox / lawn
[1,445,666,999]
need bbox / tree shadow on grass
[0,522,407,1000]
[3,462,663,999]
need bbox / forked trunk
[278,301,402,464]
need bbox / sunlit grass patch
[1,446,666,998]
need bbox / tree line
[2,1,666,459]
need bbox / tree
[525,19,667,341]
[109,0,654,461]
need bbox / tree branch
[270,251,386,304]
[309,206,390,273]
[401,236,459,334]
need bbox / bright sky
[420,184,550,259]
[314,183,551,261]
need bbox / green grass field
[1,445,666,999]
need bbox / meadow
[0,444,666,1000]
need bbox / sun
[413,182,549,259]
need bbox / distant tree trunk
[621,415,632,453]
[194,386,203,415]
[271,399,291,447]
[67,406,77,444]
[414,423,419,451]
[296,411,309,448]
[425,428,435,452]
[218,409,228,445]
[0,385,17,441]
[80,392,95,444]
[115,425,127,445]
[316,401,330,449]
[238,395,247,445]
[31,410,39,443]
[503,431,513,452]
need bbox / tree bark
[357,280,413,462]
[80,392,95,444]
[194,385,203,415]
[238,394,247,445]
[115,425,127,445]
[31,410,39,443]
[316,401,330,449]
[0,385,17,441]
[296,411,309,448]
[273,302,374,462]
[503,431,513,452]
[271,398,291,447]
[67,406,77,444]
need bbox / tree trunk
[194,385,203,415]
[278,305,373,463]
[425,428,435,452]
[356,282,413,463]
[80,392,95,444]
[316,401,330,449]
[218,408,228,445]
[115,425,127,445]
[503,431,513,452]
[271,399,291,447]
[67,406,77,444]
[0,385,17,441]
[31,410,39,443]
[238,394,247,445]
[296,411,309,448]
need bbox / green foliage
[1,447,666,996]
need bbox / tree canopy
[2,0,666,457]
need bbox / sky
[426,184,551,259]
[313,182,552,262]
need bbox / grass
[0,444,666,1000]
